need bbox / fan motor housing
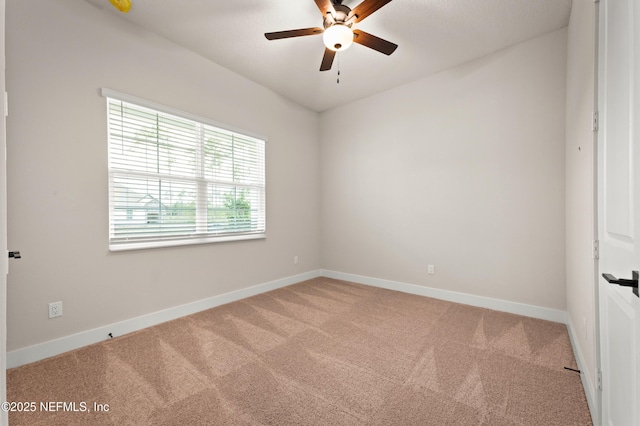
[324,4,354,28]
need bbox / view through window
[104,91,266,250]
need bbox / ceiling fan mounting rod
[324,4,355,28]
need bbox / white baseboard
[7,270,323,369]
[566,315,598,424]
[321,269,568,323]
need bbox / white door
[0,1,6,425]
[597,0,640,425]
[0,133,6,426]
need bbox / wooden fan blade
[320,48,336,71]
[353,29,397,55]
[350,0,393,23]
[314,0,335,16]
[265,27,323,40]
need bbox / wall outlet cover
[48,301,63,318]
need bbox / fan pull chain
[337,52,341,84]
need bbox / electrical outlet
[294,255,299,265]
[49,301,63,318]
[428,265,435,275]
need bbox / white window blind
[104,90,266,250]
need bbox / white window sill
[109,233,266,252]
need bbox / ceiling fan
[265,0,397,71]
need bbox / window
[103,89,266,251]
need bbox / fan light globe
[323,24,354,51]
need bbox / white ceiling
[86,0,573,112]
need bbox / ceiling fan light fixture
[323,24,354,51]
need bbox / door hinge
[593,240,599,259]
[592,111,599,131]
[597,369,602,391]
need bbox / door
[0,0,6,424]
[0,1,6,425]
[597,0,640,425]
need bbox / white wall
[320,29,568,310]
[565,0,597,408]
[5,0,320,351]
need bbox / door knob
[8,251,21,259]
[603,270,639,297]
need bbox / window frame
[102,88,267,251]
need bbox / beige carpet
[7,277,592,425]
